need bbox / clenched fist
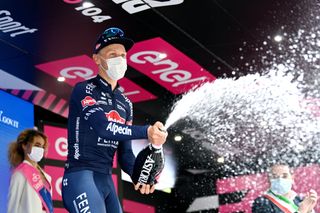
[147,121,168,146]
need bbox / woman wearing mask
[252,164,318,213]
[7,129,53,213]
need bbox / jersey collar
[96,74,121,93]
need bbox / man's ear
[92,54,100,65]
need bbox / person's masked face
[269,165,293,195]
[25,135,46,163]
[270,178,293,195]
[28,146,44,162]
[99,56,127,81]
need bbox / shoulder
[71,78,99,103]
[253,196,271,205]
[15,161,32,173]
[73,78,97,93]
[252,195,275,210]
[10,170,27,187]
[11,170,26,180]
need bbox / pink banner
[44,165,64,201]
[127,37,216,94]
[123,199,155,213]
[35,55,156,102]
[217,173,269,212]
[44,125,68,161]
[118,78,157,102]
[54,208,68,213]
[217,164,320,212]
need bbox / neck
[98,70,117,91]
[25,157,38,168]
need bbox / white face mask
[100,56,127,81]
[28,146,44,162]
[270,178,293,195]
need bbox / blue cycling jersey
[65,75,149,175]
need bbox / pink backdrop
[217,164,320,212]
[127,37,216,94]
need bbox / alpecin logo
[106,122,132,136]
[81,96,96,107]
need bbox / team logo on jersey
[81,96,97,107]
[106,110,126,124]
[106,123,132,136]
